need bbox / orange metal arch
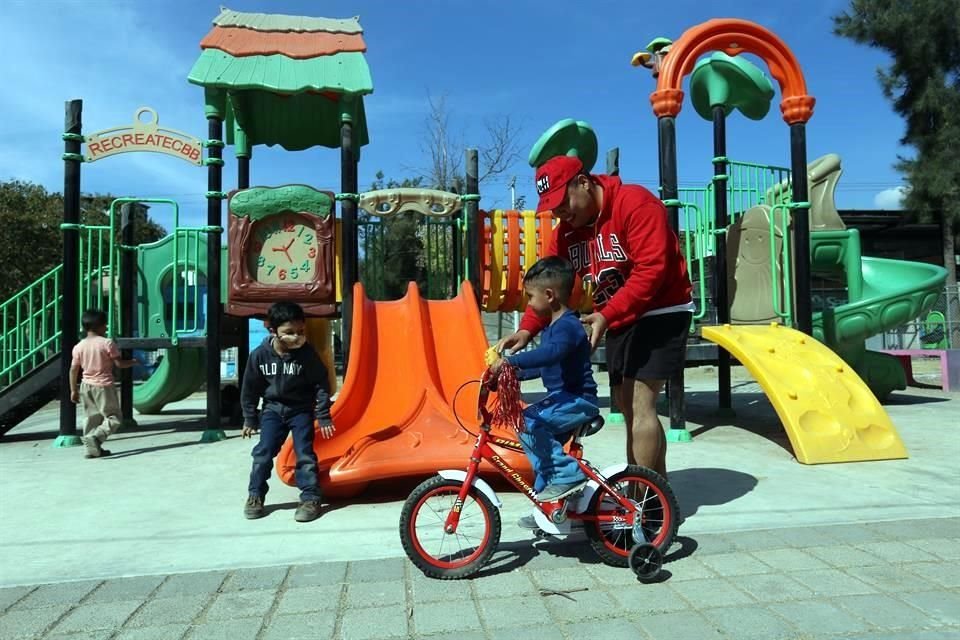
[651,19,815,125]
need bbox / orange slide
[275,280,532,497]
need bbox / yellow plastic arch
[702,323,907,464]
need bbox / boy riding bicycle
[488,256,599,525]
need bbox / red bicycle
[399,371,679,580]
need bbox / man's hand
[241,425,258,439]
[497,329,532,355]
[315,421,336,440]
[581,312,609,351]
[70,390,80,404]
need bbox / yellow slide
[701,323,908,464]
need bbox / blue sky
[0,0,910,229]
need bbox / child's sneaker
[81,434,102,458]
[244,496,265,519]
[294,500,322,522]
[537,479,588,502]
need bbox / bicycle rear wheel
[584,465,679,567]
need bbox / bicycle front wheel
[399,476,501,579]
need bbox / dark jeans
[248,410,321,502]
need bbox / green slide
[810,232,947,400]
[133,348,206,414]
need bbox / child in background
[489,257,599,526]
[70,308,136,459]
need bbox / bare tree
[417,93,523,193]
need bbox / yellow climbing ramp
[701,323,908,464]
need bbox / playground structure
[0,11,950,491]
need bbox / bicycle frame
[442,380,638,535]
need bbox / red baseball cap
[534,155,584,212]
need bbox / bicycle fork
[444,438,486,534]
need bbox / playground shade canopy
[187,7,373,152]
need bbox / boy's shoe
[537,479,588,502]
[517,513,539,529]
[81,435,102,458]
[244,496,265,519]
[294,500,322,523]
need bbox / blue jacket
[506,310,597,401]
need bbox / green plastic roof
[213,9,363,33]
[188,49,373,95]
[225,91,369,152]
[187,8,373,152]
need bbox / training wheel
[629,543,663,581]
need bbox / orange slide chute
[275,280,532,497]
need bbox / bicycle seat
[574,416,605,439]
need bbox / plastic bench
[883,349,960,392]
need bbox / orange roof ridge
[201,26,366,59]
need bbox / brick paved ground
[3,517,958,640]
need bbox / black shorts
[605,312,692,385]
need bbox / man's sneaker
[517,513,539,529]
[244,496,265,519]
[81,435,102,458]
[537,479,588,502]
[294,500,323,523]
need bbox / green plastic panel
[689,52,774,122]
[212,8,363,33]
[188,49,373,95]
[528,119,598,171]
[230,186,334,221]
[225,91,369,152]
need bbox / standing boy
[241,301,335,523]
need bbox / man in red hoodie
[499,155,693,477]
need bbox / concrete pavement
[0,368,958,638]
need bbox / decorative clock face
[246,215,318,284]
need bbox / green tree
[0,179,167,302]
[834,0,960,345]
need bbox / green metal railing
[1,197,209,391]
[674,159,796,331]
[1,267,62,386]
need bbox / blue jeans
[248,410,321,502]
[519,391,599,492]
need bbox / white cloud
[874,186,908,209]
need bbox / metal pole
[606,147,620,176]
[605,148,624,424]
[119,202,137,428]
[790,123,813,335]
[713,107,732,412]
[465,149,480,303]
[57,99,83,447]
[340,110,359,370]
[657,117,689,441]
[235,152,250,389]
[202,116,225,442]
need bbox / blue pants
[519,392,599,493]
[248,410,321,502]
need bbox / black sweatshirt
[240,337,333,427]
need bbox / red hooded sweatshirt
[519,175,693,335]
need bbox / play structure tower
[649,19,816,429]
